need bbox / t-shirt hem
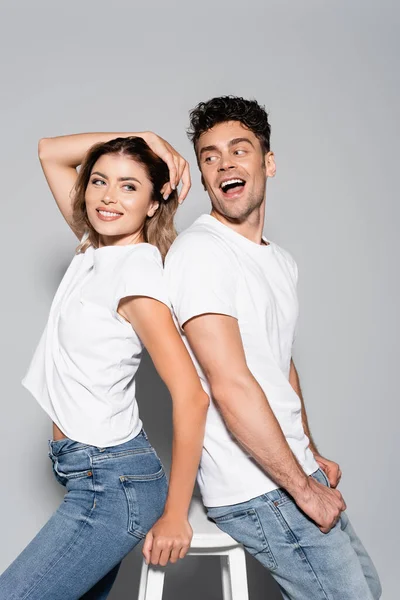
[22,379,143,448]
[202,461,319,508]
[178,305,238,328]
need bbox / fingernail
[163,193,169,200]
[171,184,176,190]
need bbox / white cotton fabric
[23,243,169,447]
[165,214,318,507]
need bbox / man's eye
[204,156,217,163]
[234,149,246,155]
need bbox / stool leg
[138,561,148,600]
[225,546,249,600]
[221,555,233,600]
[144,565,166,600]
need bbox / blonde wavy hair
[71,136,178,260]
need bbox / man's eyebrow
[91,171,141,185]
[229,137,255,148]
[199,145,218,156]
[199,137,255,156]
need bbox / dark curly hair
[188,96,271,155]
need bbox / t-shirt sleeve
[113,247,170,312]
[164,234,238,328]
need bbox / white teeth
[221,178,245,190]
[98,210,121,217]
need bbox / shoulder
[166,224,235,270]
[123,244,163,270]
[270,241,298,278]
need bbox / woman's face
[85,153,159,245]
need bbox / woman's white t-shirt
[22,243,169,447]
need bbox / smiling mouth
[220,178,246,196]
[96,209,123,220]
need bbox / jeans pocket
[49,451,93,487]
[210,508,277,570]
[120,454,168,539]
[313,468,331,488]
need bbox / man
[164,96,381,599]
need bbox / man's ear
[147,201,160,218]
[265,151,276,178]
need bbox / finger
[173,156,181,188]
[176,157,187,183]
[163,153,177,191]
[178,162,192,204]
[319,524,331,534]
[169,544,182,564]
[142,532,153,565]
[158,546,173,567]
[162,182,173,200]
[150,540,163,566]
[179,544,190,560]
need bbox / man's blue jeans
[207,469,381,599]
[0,430,168,600]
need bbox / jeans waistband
[48,429,150,457]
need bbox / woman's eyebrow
[91,171,141,185]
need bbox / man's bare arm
[184,313,346,532]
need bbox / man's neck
[210,202,266,245]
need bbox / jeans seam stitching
[268,500,330,599]
[20,497,96,600]
[251,509,278,570]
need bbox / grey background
[0,0,398,598]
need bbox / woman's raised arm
[39,131,191,236]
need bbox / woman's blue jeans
[0,430,168,600]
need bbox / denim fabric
[0,430,168,600]
[207,469,382,600]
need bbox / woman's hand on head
[142,514,193,566]
[140,131,191,204]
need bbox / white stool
[138,496,249,600]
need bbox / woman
[0,131,209,600]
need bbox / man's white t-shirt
[165,214,318,507]
[22,243,169,448]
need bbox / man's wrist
[284,471,311,500]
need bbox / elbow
[209,371,251,409]
[198,389,210,411]
[38,137,52,161]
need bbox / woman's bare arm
[118,296,209,565]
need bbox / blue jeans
[0,430,168,600]
[207,469,381,600]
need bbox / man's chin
[213,201,253,223]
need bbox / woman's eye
[91,178,105,186]
[123,184,135,191]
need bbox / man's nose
[218,155,236,172]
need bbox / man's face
[197,121,275,221]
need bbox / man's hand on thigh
[292,477,346,533]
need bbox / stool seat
[138,496,249,600]
[188,497,238,549]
